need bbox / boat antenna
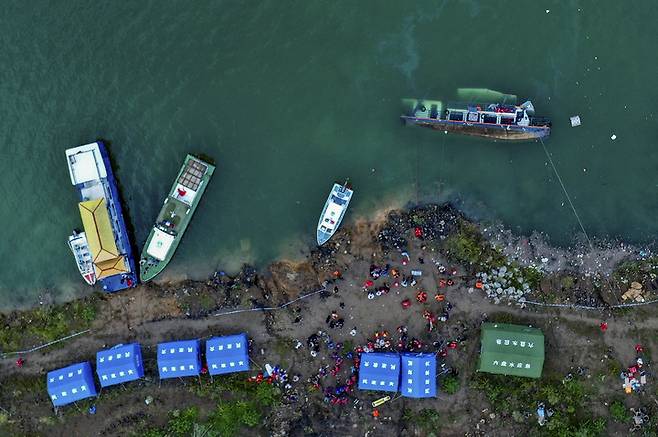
[342,178,350,190]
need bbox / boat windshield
[331,195,347,206]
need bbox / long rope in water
[538,137,593,250]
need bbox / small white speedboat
[68,230,97,285]
[317,181,353,246]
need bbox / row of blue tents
[47,333,249,407]
[358,352,437,398]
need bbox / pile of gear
[475,265,532,305]
[621,345,649,394]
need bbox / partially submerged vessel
[317,181,353,246]
[139,155,215,282]
[65,141,137,292]
[67,230,96,286]
[401,88,551,141]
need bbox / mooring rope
[538,137,593,250]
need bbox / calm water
[0,1,656,308]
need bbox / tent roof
[478,323,545,378]
[79,199,119,264]
[400,353,437,398]
[206,334,249,375]
[358,352,400,393]
[96,343,144,387]
[47,362,97,407]
[157,340,201,379]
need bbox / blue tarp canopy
[157,339,201,379]
[47,362,97,407]
[358,352,400,393]
[401,353,437,398]
[96,343,144,387]
[206,334,249,376]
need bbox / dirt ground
[1,205,657,436]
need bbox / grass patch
[403,408,441,436]
[609,400,630,423]
[440,375,460,395]
[0,294,99,353]
[471,373,606,435]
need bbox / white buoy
[611,134,617,140]
[570,115,581,127]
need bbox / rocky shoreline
[1,202,657,436]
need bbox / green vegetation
[471,373,606,436]
[143,407,200,437]
[440,375,460,395]
[442,219,544,289]
[141,375,281,437]
[403,408,441,436]
[613,256,658,284]
[443,220,506,270]
[609,400,630,423]
[0,295,99,353]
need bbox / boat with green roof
[139,155,215,282]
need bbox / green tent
[477,323,545,378]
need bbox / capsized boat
[67,230,96,285]
[317,181,353,246]
[66,141,137,292]
[401,88,551,141]
[139,155,215,282]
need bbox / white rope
[1,329,91,358]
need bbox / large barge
[65,141,137,292]
[139,155,215,282]
[401,88,551,141]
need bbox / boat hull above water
[400,116,550,141]
[139,155,215,283]
[317,182,353,246]
[401,89,551,141]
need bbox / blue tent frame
[400,353,437,398]
[47,362,97,407]
[96,343,144,387]
[206,333,250,376]
[157,339,201,379]
[358,352,400,393]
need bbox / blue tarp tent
[47,362,97,407]
[157,339,201,379]
[96,343,144,387]
[206,334,249,376]
[358,352,400,393]
[401,353,437,398]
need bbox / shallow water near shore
[0,1,656,309]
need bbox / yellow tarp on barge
[78,199,127,279]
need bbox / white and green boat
[139,155,215,282]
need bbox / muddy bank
[1,202,657,436]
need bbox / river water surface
[0,1,656,308]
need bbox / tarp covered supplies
[47,362,97,407]
[96,343,144,387]
[477,323,545,378]
[206,333,250,376]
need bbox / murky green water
[0,1,656,308]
